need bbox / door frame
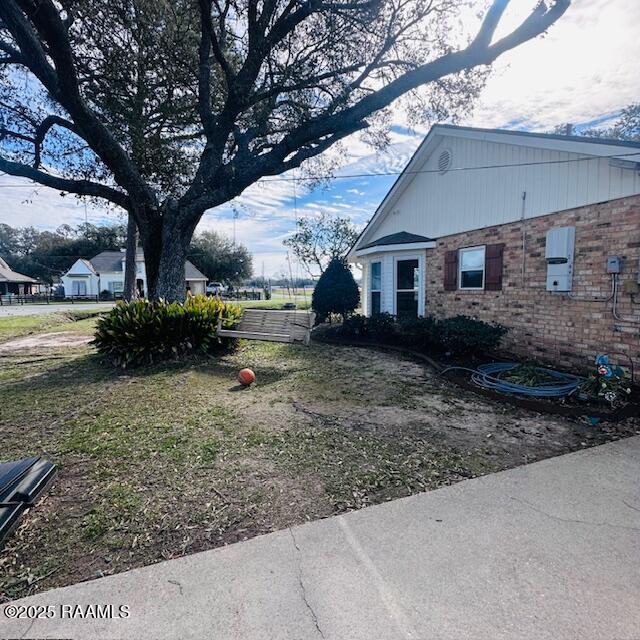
[392,252,425,317]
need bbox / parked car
[206,282,224,296]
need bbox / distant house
[0,257,39,295]
[349,124,640,370]
[61,249,207,298]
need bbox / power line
[0,150,639,189]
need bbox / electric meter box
[606,255,623,274]
[545,226,575,292]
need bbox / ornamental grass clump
[92,295,242,367]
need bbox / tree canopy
[0,0,570,300]
[188,230,252,284]
[0,222,252,286]
[0,222,126,284]
[284,212,359,276]
[552,103,640,141]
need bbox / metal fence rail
[221,290,262,301]
[0,290,263,305]
[0,294,103,305]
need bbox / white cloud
[468,0,640,130]
[0,174,122,228]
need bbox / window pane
[461,270,483,288]
[397,259,418,290]
[396,291,418,319]
[460,247,484,270]
[371,262,381,290]
[371,291,381,315]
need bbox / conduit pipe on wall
[568,274,615,303]
[612,274,640,325]
[520,191,527,287]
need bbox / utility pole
[286,252,295,298]
[232,210,238,246]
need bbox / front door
[396,258,419,319]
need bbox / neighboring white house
[61,249,207,298]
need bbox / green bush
[312,257,360,322]
[367,312,396,339]
[437,315,508,355]
[342,313,367,337]
[337,313,507,356]
[92,295,242,367]
[396,315,439,349]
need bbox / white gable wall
[361,134,640,245]
[64,259,95,276]
[61,273,99,296]
[61,259,98,296]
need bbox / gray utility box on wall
[606,255,623,274]
[545,226,575,292]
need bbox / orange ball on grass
[238,368,256,386]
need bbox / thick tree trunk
[123,213,139,301]
[140,207,193,302]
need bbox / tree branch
[470,0,509,50]
[0,155,130,208]
[3,0,157,209]
[32,115,80,168]
[258,0,572,173]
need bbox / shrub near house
[93,296,242,367]
[341,313,508,356]
[312,258,360,322]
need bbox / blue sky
[1,0,639,276]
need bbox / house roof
[185,261,207,280]
[434,124,640,150]
[74,250,207,281]
[349,124,640,257]
[0,257,39,284]
[359,231,434,250]
[88,251,124,273]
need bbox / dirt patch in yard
[0,331,92,352]
[225,345,639,470]
[0,337,638,601]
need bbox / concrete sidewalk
[2,437,639,640]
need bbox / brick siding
[425,194,640,372]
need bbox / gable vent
[438,149,452,174]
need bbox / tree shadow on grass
[1,349,293,408]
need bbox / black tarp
[0,456,56,546]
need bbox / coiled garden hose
[441,362,582,398]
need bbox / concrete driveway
[2,437,639,640]
[0,302,114,317]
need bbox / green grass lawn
[0,313,636,601]
[0,310,105,343]
[236,293,311,309]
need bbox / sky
[1,0,639,278]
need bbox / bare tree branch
[3,0,157,208]
[0,154,130,208]
[32,115,80,168]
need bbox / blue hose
[441,362,582,398]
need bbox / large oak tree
[0,0,570,300]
